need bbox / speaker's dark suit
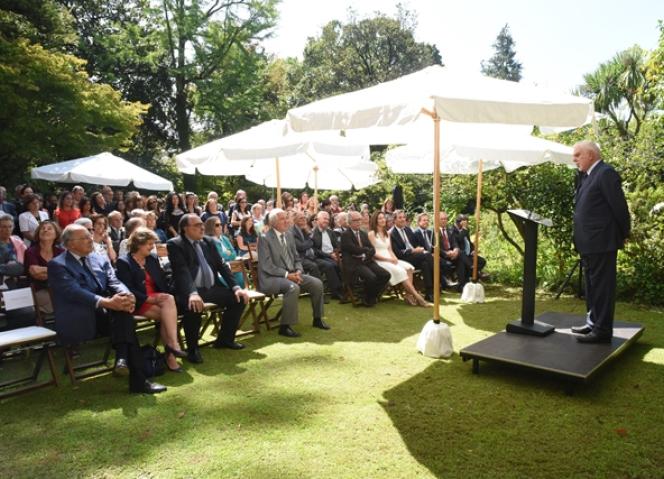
[340,228,390,304]
[390,226,434,295]
[167,235,244,349]
[48,250,146,390]
[573,161,630,335]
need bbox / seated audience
[116,228,187,372]
[412,212,463,291]
[236,216,257,256]
[0,186,17,218]
[250,203,265,232]
[390,210,434,302]
[438,211,467,289]
[91,214,117,264]
[184,192,201,215]
[19,194,49,245]
[90,191,110,215]
[0,214,26,288]
[311,211,346,302]
[340,211,390,307]
[108,211,125,254]
[230,197,251,235]
[290,211,321,279]
[78,196,92,218]
[145,211,167,243]
[281,191,295,211]
[118,217,147,258]
[48,224,166,394]
[203,217,244,288]
[160,192,185,239]
[71,185,85,204]
[53,191,80,229]
[452,214,487,279]
[368,211,428,307]
[167,214,249,363]
[333,212,348,241]
[297,192,309,212]
[201,198,227,227]
[257,209,328,337]
[24,220,63,314]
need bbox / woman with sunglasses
[204,217,244,287]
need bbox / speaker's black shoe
[571,324,592,335]
[186,348,204,364]
[113,358,129,377]
[576,331,612,344]
[279,325,301,338]
[312,318,330,330]
[214,341,246,350]
[130,380,167,394]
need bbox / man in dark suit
[411,212,462,291]
[340,211,390,306]
[390,210,434,302]
[311,211,345,301]
[571,141,630,343]
[438,211,467,288]
[167,214,249,363]
[48,224,166,394]
[108,211,125,254]
[257,208,328,337]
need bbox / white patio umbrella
[176,119,372,205]
[31,152,174,191]
[285,65,593,357]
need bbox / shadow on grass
[380,332,663,478]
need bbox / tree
[293,6,442,104]
[0,2,146,185]
[581,45,655,138]
[481,24,522,82]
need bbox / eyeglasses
[214,223,222,227]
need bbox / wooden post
[275,157,282,208]
[472,159,483,282]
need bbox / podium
[505,209,555,337]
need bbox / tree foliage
[481,24,522,82]
[292,7,442,105]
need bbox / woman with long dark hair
[78,196,92,218]
[159,192,185,239]
[235,215,257,256]
[25,220,63,313]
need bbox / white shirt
[320,228,334,254]
[586,159,601,176]
[18,210,49,246]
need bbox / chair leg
[45,346,59,387]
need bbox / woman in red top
[116,227,186,372]
[53,191,81,229]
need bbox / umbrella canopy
[386,121,574,174]
[175,119,374,190]
[31,152,174,191]
[287,65,593,134]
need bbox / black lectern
[505,209,555,336]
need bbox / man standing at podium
[571,141,630,343]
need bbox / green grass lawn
[1,286,663,478]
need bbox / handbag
[141,344,166,378]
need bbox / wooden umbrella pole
[313,165,319,202]
[275,157,282,208]
[432,113,442,322]
[472,159,484,282]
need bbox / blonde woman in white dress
[368,211,429,307]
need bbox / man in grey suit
[257,208,329,337]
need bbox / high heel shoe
[167,363,184,373]
[165,344,187,358]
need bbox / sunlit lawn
[1,285,663,478]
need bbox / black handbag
[141,344,166,378]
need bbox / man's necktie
[442,229,450,250]
[422,229,431,251]
[280,233,294,270]
[80,256,102,291]
[400,228,412,249]
[194,241,215,289]
[355,230,362,247]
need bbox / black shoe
[576,331,612,344]
[571,324,593,335]
[186,348,204,364]
[130,380,167,394]
[424,294,434,303]
[113,358,129,377]
[279,325,301,338]
[313,318,330,330]
[164,344,187,358]
[214,341,246,350]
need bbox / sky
[263,0,664,92]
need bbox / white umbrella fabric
[31,152,174,191]
[385,121,574,174]
[175,119,373,202]
[285,64,593,357]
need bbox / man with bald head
[571,141,630,343]
[48,224,166,393]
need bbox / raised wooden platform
[459,312,644,387]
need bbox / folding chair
[0,288,59,399]
[229,259,266,337]
[245,248,283,331]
